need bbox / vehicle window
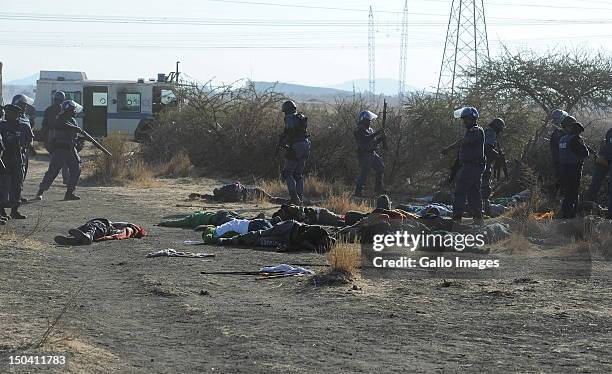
[118,93,141,112]
[93,92,108,107]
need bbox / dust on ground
[0,153,610,373]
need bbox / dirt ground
[1,152,611,373]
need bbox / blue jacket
[559,134,589,165]
[459,125,485,164]
[0,119,34,166]
[354,125,382,155]
[49,115,81,149]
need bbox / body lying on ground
[159,210,243,228]
[200,218,273,244]
[218,220,335,252]
[54,218,146,245]
[272,204,345,227]
[188,182,284,203]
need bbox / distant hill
[330,78,422,96]
[5,73,39,86]
[251,81,352,98]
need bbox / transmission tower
[368,6,375,95]
[436,0,490,98]
[398,0,409,101]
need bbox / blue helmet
[358,110,378,123]
[460,107,479,119]
[453,107,479,119]
[59,100,83,115]
[53,91,66,102]
[550,109,568,125]
[11,94,34,109]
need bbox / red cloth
[96,224,146,242]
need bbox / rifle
[78,128,112,156]
[448,158,461,184]
[381,100,388,151]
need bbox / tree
[470,48,612,115]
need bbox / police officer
[558,121,589,219]
[482,118,505,215]
[450,107,485,224]
[35,100,83,201]
[549,109,578,197]
[41,91,70,184]
[354,110,385,197]
[11,95,35,183]
[0,104,34,219]
[278,100,311,205]
[584,129,611,204]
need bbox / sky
[1,0,611,91]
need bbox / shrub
[326,240,361,276]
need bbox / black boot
[10,208,26,220]
[289,192,302,206]
[33,189,44,201]
[0,208,11,220]
[69,228,93,244]
[64,192,81,201]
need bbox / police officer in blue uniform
[558,121,589,219]
[354,110,385,197]
[549,109,577,197]
[278,100,311,205]
[0,104,34,219]
[41,91,70,184]
[35,100,83,201]
[451,107,485,224]
[11,94,35,201]
[482,118,505,215]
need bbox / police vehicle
[33,70,177,140]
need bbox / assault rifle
[381,100,388,151]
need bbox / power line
[1,13,611,27]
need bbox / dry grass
[158,150,192,178]
[321,192,373,214]
[326,240,361,277]
[491,233,537,255]
[257,175,344,198]
[259,179,287,197]
[89,133,156,186]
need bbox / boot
[10,208,26,220]
[33,189,44,201]
[69,228,93,245]
[288,192,302,206]
[0,208,10,220]
[54,235,81,246]
[64,192,81,201]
